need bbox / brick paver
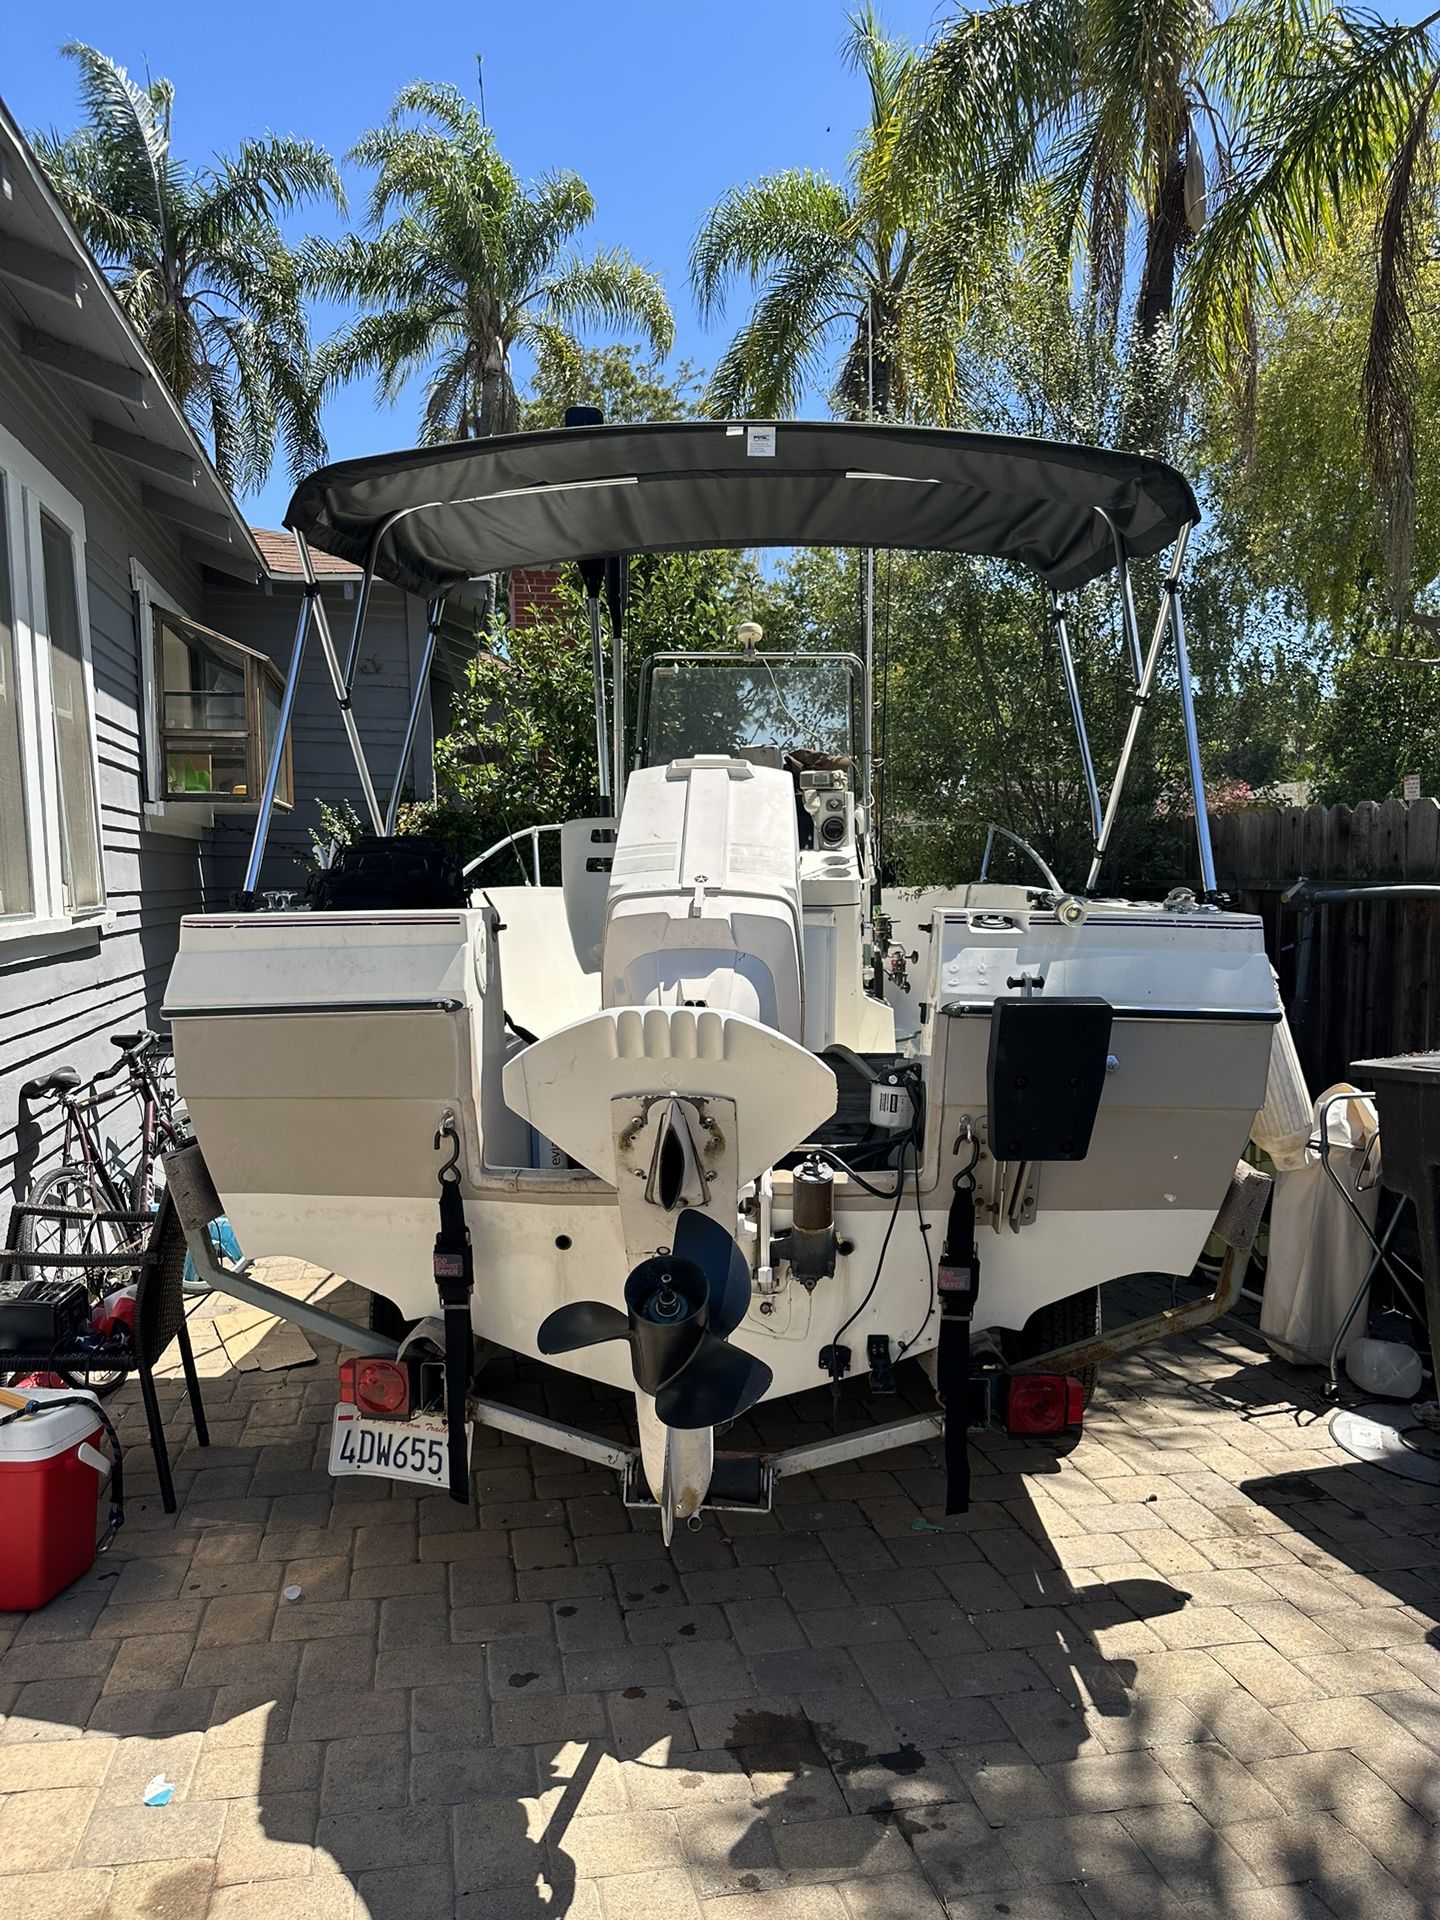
[0,1274,1437,1917]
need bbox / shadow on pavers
[2,1340,1430,1916]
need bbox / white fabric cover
[1261,1085,1380,1365]
[1252,1012,1312,1172]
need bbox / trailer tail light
[1006,1372,1084,1435]
[338,1357,410,1418]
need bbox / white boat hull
[165,890,1279,1404]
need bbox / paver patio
[2,1272,1438,1919]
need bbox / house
[0,98,466,1200]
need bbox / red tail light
[1006,1372,1085,1435]
[338,1356,410,1418]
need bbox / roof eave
[0,97,267,578]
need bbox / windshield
[641,655,858,769]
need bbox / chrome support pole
[242,583,313,896]
[1097,510,1144,685]
[587,595,612,811]
[1051,594,1102,845]
[611,622,626,813]
[531,826,542,886]
[1171,573,1217,895]
[295,533,385,835]
[1086,523,1192,894]
[341,527,381,692]
[385,596,445,835]
[862,547,875,826]
[1117,553,1143,687]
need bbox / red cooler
[0,1387,109,1610]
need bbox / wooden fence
[1209,799,1440,1091]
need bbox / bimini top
[284,419,1199,599]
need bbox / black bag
[0,1278,91,1347]
[307,836,467,911]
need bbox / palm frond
[842,6,917,137]
[189,136,344,253]
[540,250,674,356]
[37,43,176,262]
[1362,69,1439,609]
[314,301,457,404]
[1191,5,1433,359]
[700,253,854,418]
[887,0,1080,195]
[690,172,852,318]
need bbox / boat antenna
[565,404,613,815]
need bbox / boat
[162,418,1283,1537]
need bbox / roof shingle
[251,527,361,579]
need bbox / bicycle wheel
[14,1166,133,1399]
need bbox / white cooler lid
[0,1386,101,1461]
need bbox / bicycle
[14,1031,189,1396]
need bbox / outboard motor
[503,750,835,1535]
[602,755,805,1038]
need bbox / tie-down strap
[433,1160,474,1505]
[937,1175,980,1515]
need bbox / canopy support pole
[385,595,448,835]
[295,532,385,835]
[862,547,875,843]
[1086,523,1192,894]
[1096,509,1144,684]
[611,621,626,814]
[586,593,613,815]
[1051,594,1102,846]
[240,573,312,900]
[1172,569,1217,895]
[341,525,381,692]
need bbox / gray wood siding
[0,336,436,1201]
[0,332,210,1200]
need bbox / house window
[154,611,291,807]
[0,425,105,944]
[0,477,32,920]
[42,513,103,910]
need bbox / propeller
[537,1209,771,1429]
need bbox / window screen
[41,512,102,912]
[0,477,31,918]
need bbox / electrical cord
[895,1153,936,1359]
[826,1079,927,1384]
[828,1137,911,1357]
[806,1145,905,1199]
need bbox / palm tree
[888,0,1215,356]
[890,0,1440,587]
[690,8,981,422]
[35,42,342,495]
[306,83,673,442]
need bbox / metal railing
[977,822,1064,895]
[463,822,562,887]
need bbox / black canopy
[284,420,1199,599]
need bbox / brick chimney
[508,566,564,629]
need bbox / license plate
[328,1406,471,1489]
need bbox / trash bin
[1352,1053,1440,1388]
[0,1385,109,1609]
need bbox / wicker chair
[0,1192,208,1512]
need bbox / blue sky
[8,0,1436,527]
[6,0,951,525]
